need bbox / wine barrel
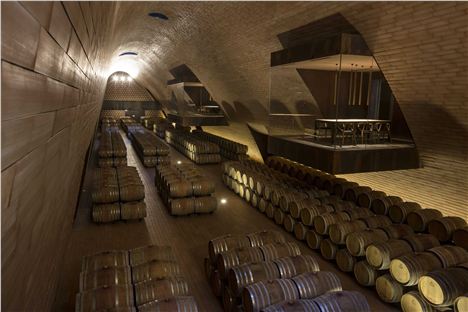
[266,203,276,219]
[320,239,339,260]
[454,294,468,312]
[402,233,440,252]
[344,186,372,203]
[131,260,180,283]
[407,209,443,232]
[92,204,121,223]
[242,278,299,312]
[81,251,129,272]
[329,220,367,245]
[322,177,347,194]
[79,267,131,291]
[313,211,350,235]
[238,184,245,199]
[247,230,286,247]
[357,190,386,209]
[454,226,468,250]
[134,276,189,306]
[273,255,319,278]
[169,198,195,216]
[313,291,371,312]
[376,274,405,303]
[283,215,296,233]
[390,252,443,286]
[75,285,134,312]
[228,261,280,296]
[299,205,334,226]
[428,245,468,268]
[380,224,414,239]
[293,223,308,241]
[306,230,323,250]
[260,242,301,261]
[335,249,357,273]
[361,215,392,229]
[289,198,321,219]
[121,201,147,220]
[192,179,215,196]
[279,193,307,212]
[333,181,359,198]
[244,187,252,203]
[293,271,342,298]
[270,188,288,207]
[346,228,389,257]
[210,269,223,296]
[419,267,468,307]
[217,246,264,278]
[168,181,193,198]
[138,296,198,312]
[262,299,320,312]
[274,208,285,225]
[129,245,175,266]
[204,257,213,280]
[194,196,217,214]
[371,196,403,215]
[251,192,259,208]
[119,185,145,202]
[354,260,382,286]
[92,187,120,204]
[208,235,251,263]
[401,291,436,312]
[428,216,467,242]
[258,198,268,213]
[366,239,413,270]
[388,202,421,223]
[223,286,240,312]
[328,200,357,212]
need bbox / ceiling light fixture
[119,51,138,57]
[148,12,169,20]
[120,76,126,81]
[220,198,227,204]
[127,76,132,82]
[112,76,119,81]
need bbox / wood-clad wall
[1,2,110,310]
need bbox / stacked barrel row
[75,245,198,312]
[129,130,171,167]
[222,158,468,309]
[100,117,118,129]
[205,230,371,312]
[155,163,217,216]
[120,117,142,134]
[140,116,161,130]
[191,130,249,161]
[165,128,221,164]
[264,156,468,309]
[91,166,146,223]
[98,129,127,168]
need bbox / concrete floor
[52,131,398,312]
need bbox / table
[315,119,391,145]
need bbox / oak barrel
[366,239,413,270]
[289,198,321,219]
[217,246,264,278]
[354,260,382,286]
[428,216,467,242]
[260,242,301,261]
[138,296,198,312]
[390,252,443,286]
[193,196,217,213]
[419,267,468,307]
[266,203,275,219]
[306,230,323,250]
[262,299,320,312]
[79,267,131,291]
[273,208,285,225]
[335,249,358,273]
[131,260,180,283]
[313,291,371,312]
[454,294,468,312]
[81,251,129,272]
[344,186,372,203]
[357,190,386,209]
[283,215,296,233]
[292,271,342,298]
[75,285,134,312]
[362,215,392,229]
[299,205,333,226]
[388,202,421,223]
[242,278,299,312]
[329,220,367,245]
[134,276,189,306]
[293,223,308,241]
[258,198,268,213]
[169,198,195,216]
[380,224,414,239]
[313,211,350,235]
[402,233,440,252]
[371,195,403,215]
[273,255,319,278]
[376,274,405,303]
[92,204,121,223]
[208,234,251,263]
[407,209,443,232]
[428,245,468,268]
[453,226,468,250]
[228,261,280,296]
[320,238,339,260]
[401,291,436,312]
[247,230,286,247]
[346,228,388,257]
[121,201,147,220]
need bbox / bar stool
[357,122,373,144]
[338,122,357,147]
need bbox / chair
[337,122,357,147]
[357,122,373,145]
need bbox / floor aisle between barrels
[52,131,399,312]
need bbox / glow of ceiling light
[176,160,182,165]
[127,76,132,82]
[119,76,126,81]
[220,198,227,204]
[108,57,140,78]
[112,76,119,81]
